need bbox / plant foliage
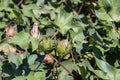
[0,0,120,80]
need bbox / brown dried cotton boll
[6,25,16,37]
[31,23,42,39]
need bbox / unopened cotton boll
[43,54,53,63]
[6,25,16,37]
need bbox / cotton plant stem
[17,0,23,6]
[51,29,59,39]
[77,3,84,14]
[59,62,74,77]
[49,54,74,78]
[71,52,80,73]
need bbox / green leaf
[70,29,86,53]
[95,45,104,55]
[70,0,82,3]
[33,10,41,18]
[21,4,40,17]
[99,0,112,11]
[2,63,14,76]
[0,32,3,41]
[96,0,120,22]
[30,37,39,52]
[19,51,29,60]
[13,76,26,80]
[10,31,30,50]
[27,71,46,80]
[29,62,43,70]
[18,51,29,64]
[73,31,85,43]
[21,15,30,25]
[0,22,6,29]
[8,53,21,68]
[109,39,119,47]
[36,0,44,6]
[40,17,50,25]
[34,72,46,80]
[0,0,11,7]
[115,69,120,80]
[93,70,109,79]
[26,72,34,80]
[90,46,103,58]
[108,27,119,40]
[84,60,94,71]
[28,54,37,65]
[22,9,34,17]
[95,57,114,79]
[95,8,111,21]
[79,60,94,80]
[0,12,4,17]
[50,10,56,20]
[21,4,40,10]
[89,29,103,43]
[54,7,75,35]
[45,28,56,36]
[58,59,74,80]
[109,0,120,21]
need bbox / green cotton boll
[56,40,72,57]
[56,40,66,57]
[65,42,72,54]
[40,38,52,51]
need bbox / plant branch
[116,30,120,37]
[1,59,8,62]
[51,29,59,39]
[49,54,74,78]
[17,0,23,6]
[59,62,74,77]
[77,4,83,14]
[71,52,79,72]
[90,9,96,17]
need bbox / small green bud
[83,54,88,59]
[87,53,93,58]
